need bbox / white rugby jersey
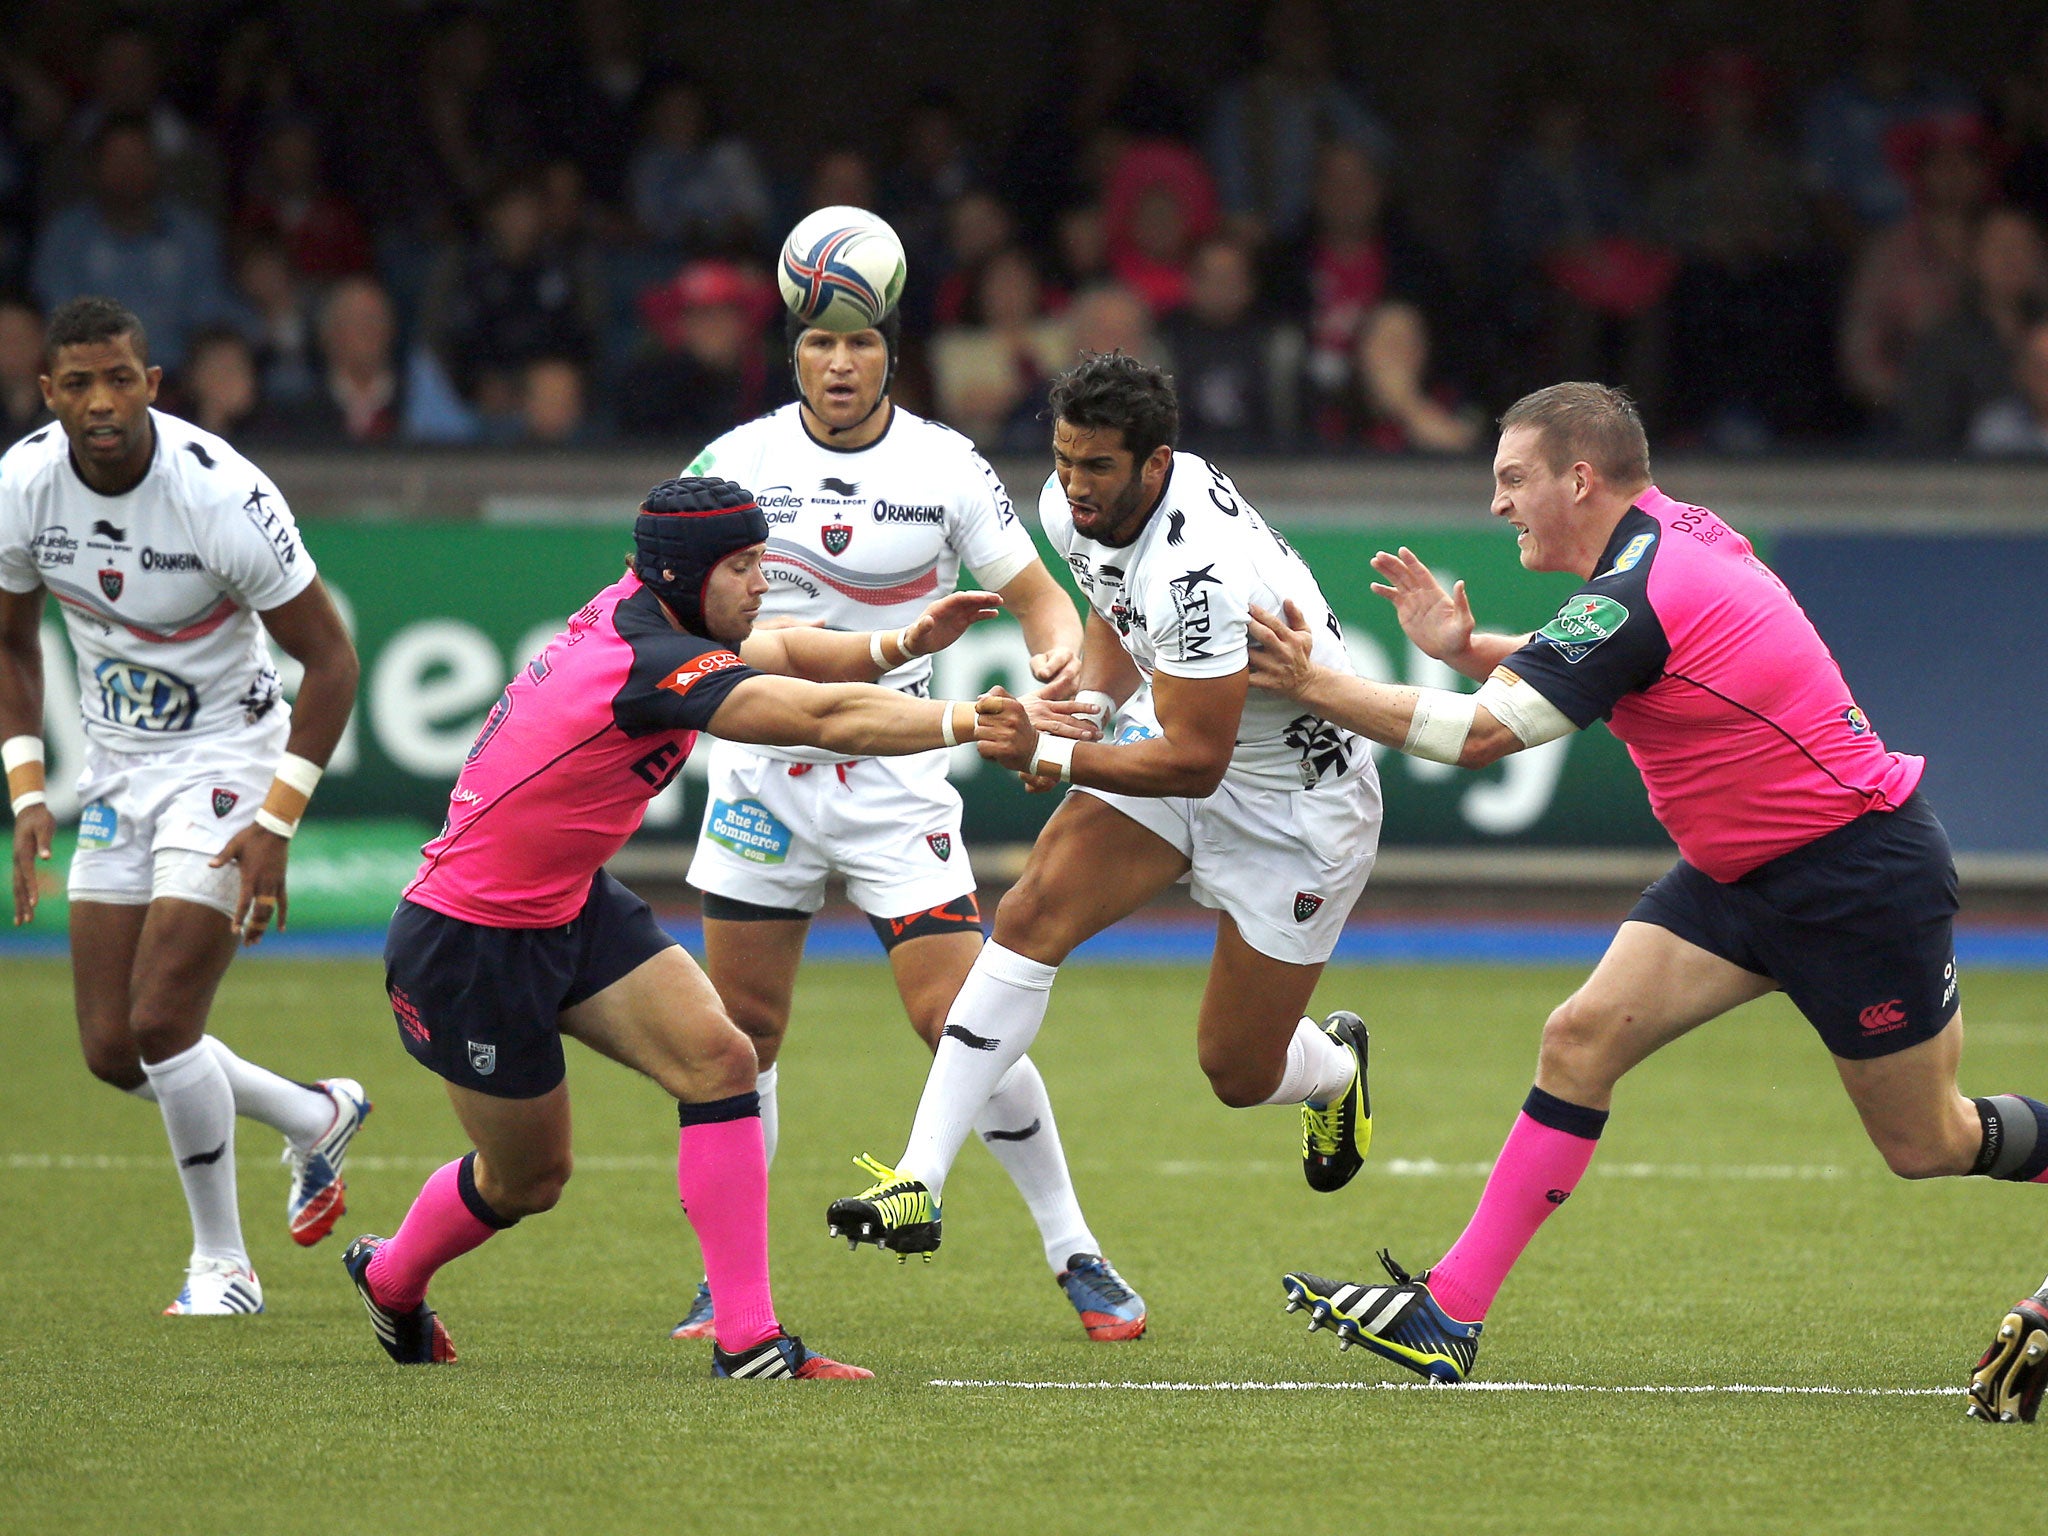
[1040,450,1366,792]
[685,402,1040,763]
[0,409,314,751]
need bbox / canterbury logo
[943,1024,999,1051]
[657,650,744,698]
[180,1141,228,1169]
[1858,999,1908,1035]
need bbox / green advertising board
[19,516,1682,931]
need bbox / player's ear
[145,365,162,401]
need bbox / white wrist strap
[1030,732,1077,782]
[254,808,298,839]
[939,702,960,749]
[1073,690,1118,733]
[2,735,43,772]
[870,630,890,669]
[274,752,323,795]
[10,789,45,814]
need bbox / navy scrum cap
[633,476,770,635]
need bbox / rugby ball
[778,207,907,333]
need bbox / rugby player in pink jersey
[345,475,1072,1381]
[1245,383,2048,1410]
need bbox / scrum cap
[633,476,770,635]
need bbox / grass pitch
[4,954,2046,1535]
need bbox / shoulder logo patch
[1537,594,1629,664]
[657,650,745,698]
[1608,531,1655,574]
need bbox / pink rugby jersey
[1500,487,1924,881]
[404,573,758,926]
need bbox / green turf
[3,956,2045,1534]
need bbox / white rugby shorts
[686,740,976,918]
[1076,759,1382,967]
[66,717,288,917]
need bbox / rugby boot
[1301,1011,1371,1192]
[1967,1293,2048,1423]
[668,1278,716,1341]
[1282,1250,1481,1383]
[711,1332,873,1380]
[342,1234,457,1364]
[163,1256,264,1316]
[825,1153,941,1258]
[1057,1253,1148,1341]
[284,1077,371,1246]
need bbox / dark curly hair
[45,295,148,367]
[1046,350,1179,463]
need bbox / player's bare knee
[495,1153,572,1216]
[127,1010,202,1064]
[722,994,788,1066]
[990,876,1072,961]
[1538,997,1620,1092]
[81,1039,145,1091]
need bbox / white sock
[976,1055,1099,1272]
[1259,1017,1355,1107]
[756,1063,780,1168]
[205,1037,333,1145]
[142,1040,246,1265]
[125,1081,158,1103]
[899,942,1057,1198]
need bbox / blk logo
[92,519,127,541]
[820,477,859,496]
[1545,1189,1571,1206]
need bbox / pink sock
[366,1154,511,1309]
[677,1098,779,1354]
[1426,1089,1607,1323]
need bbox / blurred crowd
[8,0,2048,458]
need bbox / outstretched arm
[739,590,1003,682]
[1370,546,1528,682]
[974,666,1243,799]
[1247,600,1571,769]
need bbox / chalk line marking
[928,1379,1954,1397]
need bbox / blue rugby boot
[285,1077,371,1246]
[1283,1250,1481,1383]
[343,1234,456,1364]
[669,1279,716,1340]
[1057,1253,1148,1341]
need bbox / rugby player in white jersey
[668,299,1147,1342]
[1,297,365,1316]
[826,351,1383,1262]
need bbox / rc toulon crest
[98,568,124,600]
[211,787,240,818]
[1293,891,1325,923]
[926,832,952,862]
[822,523,852,556]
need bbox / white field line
[3,1152,1858,1180]
[928,1379,1956,1397]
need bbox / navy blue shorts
[1628,792,1960,1061]
[384,870,675,1099]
